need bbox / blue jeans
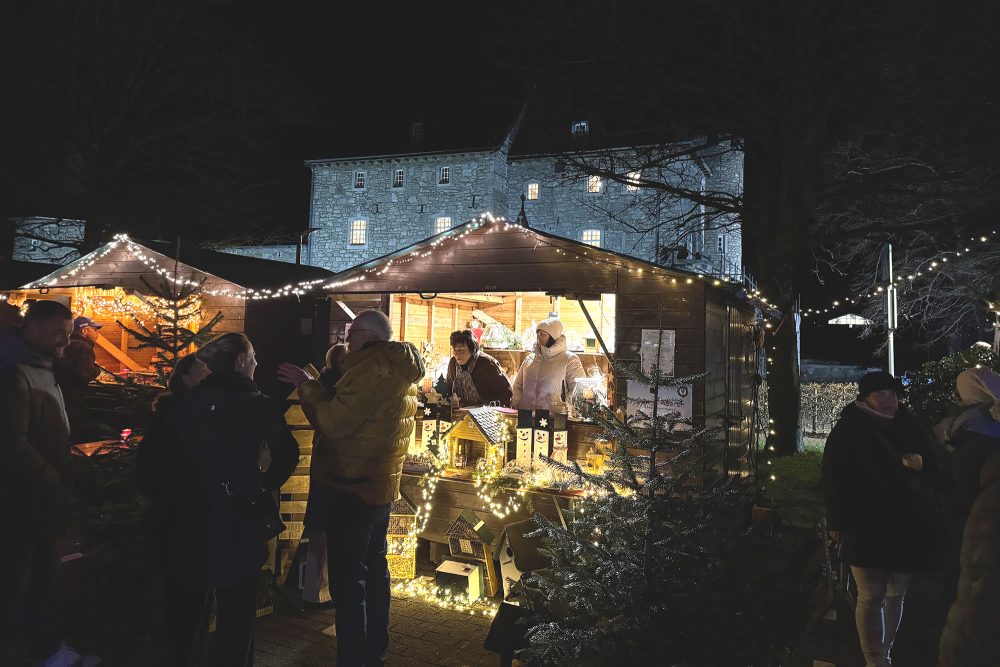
[324,487,391,667]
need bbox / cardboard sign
[625,380,692,430]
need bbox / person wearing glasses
[278,310,424,667]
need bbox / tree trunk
[767,312,803,455]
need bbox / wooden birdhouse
[387,492,417,579]
[441,406,516,470]
[445,508,500,596]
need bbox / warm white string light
[802,229,1000,319]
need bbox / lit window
[571,120,590,137]
[626,170,641,192]
[354,171,365,189]
[582,229,602,247]
[393,169,404,188]
[588,175,602,193]
[435,216,452,234]
[439,166,450,184]
[350,219,367,246]
[527,182,539,200]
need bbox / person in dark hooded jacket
[174,333,298,666]
[823,371,945,667]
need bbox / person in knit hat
[511,316,585,411]
[822,370,945,667]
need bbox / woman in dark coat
[301,343,347,609]
[174,333,299,666]
[136,354,211,665]
[822,371,945,667]
[445,329,512,407]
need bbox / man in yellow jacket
[279,309,423,667]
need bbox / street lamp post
[884,243,898,376]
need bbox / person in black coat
[174,333,299,667]
[822,371,945,667]
[137,354,212,665]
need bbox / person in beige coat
[938,454,1000,667]
[511,317,585,411]
[278,310,424,667]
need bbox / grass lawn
[762,437,826,529]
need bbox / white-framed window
[626,170,642,192]
[587,175,602,193]
[581,229,602,247]
[434,216,452,234]
[527,182,539,200]
[354,171,366,189]
[717,234,727,254]
[349,218,367,246]
[438,166,450,185]
[571,120,590,137]
[392,169,405,188]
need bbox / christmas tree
[513,329,802,665]
[117,274,223,385]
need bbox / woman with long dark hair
[137,354,211,665]
[175,333,298,666]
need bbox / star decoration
[424,407,432,417]
[539,418,548,428]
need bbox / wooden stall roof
[0,260,60,291]
[322,217,757,307]
[19,236,335,293]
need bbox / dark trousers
[177,573,258,667]
[162,570,209,666]
[325,487,392,667]
[0,538,60,660]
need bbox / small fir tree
[513,329,801,665]
[117,274,223,385]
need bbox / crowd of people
[9,297,994,666]
[0,301,589,666]
[823,369,1000,667]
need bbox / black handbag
[223,482,287,541]
[245,489,286,541]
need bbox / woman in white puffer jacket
[512,317,586,410]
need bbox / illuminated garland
[392,577,500,617]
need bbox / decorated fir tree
[512,329,802,665]
[117,274,223,385]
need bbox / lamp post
[881,243,898,376]
[296,227,320,265]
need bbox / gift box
[435,559,484,600]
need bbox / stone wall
[304,151,496,272]
[10,217,85,263]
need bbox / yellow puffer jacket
[299,341,424,506]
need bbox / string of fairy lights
[802,229,1000,321]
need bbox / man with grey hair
[278,309,424,667]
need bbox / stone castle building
[225,110,744,277]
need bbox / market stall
[278,214,764,600]
[2,234,336,396]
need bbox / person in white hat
[511,317,585,411]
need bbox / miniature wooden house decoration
[387,492,417,580]
[445,508,500,596]
[515,409,533,468]
[441,406,515,470]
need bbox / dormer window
[571,120,590,138]
[412,122,425,143]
